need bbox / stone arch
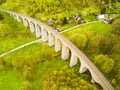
[17,16,22,22]
[90,69,114,90]
[13,15,17,19]
[10,13,13,17]
[89,70,100,84]
[41,28,48,42]
[55,37,61,52]
[35,24,41,38]
[29,21,35,33]
[48,32,55,47]
[61,43,70,60]
[69,51,78,67]
[79,59,88,73]
[23,18,29,27]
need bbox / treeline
[1,0,120,26]
[24,0,120,15]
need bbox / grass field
[62,21,111,37]
[0,68,24,90]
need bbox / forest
[0,0,120,90]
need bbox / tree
[99,33,117,54]
[62,17,67,25]
[93,54,114,74]
[84,34,101,56]
[111,18,120,36]
[0,24,11,38]
[0,0,6,5]
[0,13,4,20]
[69,33,87,50]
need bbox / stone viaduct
[0,10,114,90]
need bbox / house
[97,14,110,23]
[48,18,54,25]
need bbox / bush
[20,80,32,90]
[0,13,4,20]
[23,65,33,80]
[0,24,11,38]
[69,33,87,50]
[0,0,6,5]
[111,18,120,36]
[93,54,114,74]
[12,58,23,69]
[0,58,5,71]
[99,33,117,54]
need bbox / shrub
[0,13,4,20]
[0,24,11,38]
[111,18,120,36]
[0,58,5,71]
[0,0,6,5]
[69,33,87,50]
[19,80,32,90]
[23,65,33,80]
[93,54,114,74]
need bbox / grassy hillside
[63,21,111,36]
[0,0,120,90]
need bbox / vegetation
[0,0,120,90]
[0,12,36,54]
[63,15,120,89]
[43,65,98,90]
[0,12,101,90]
[0,68,24,90]
[0,0,120,29]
